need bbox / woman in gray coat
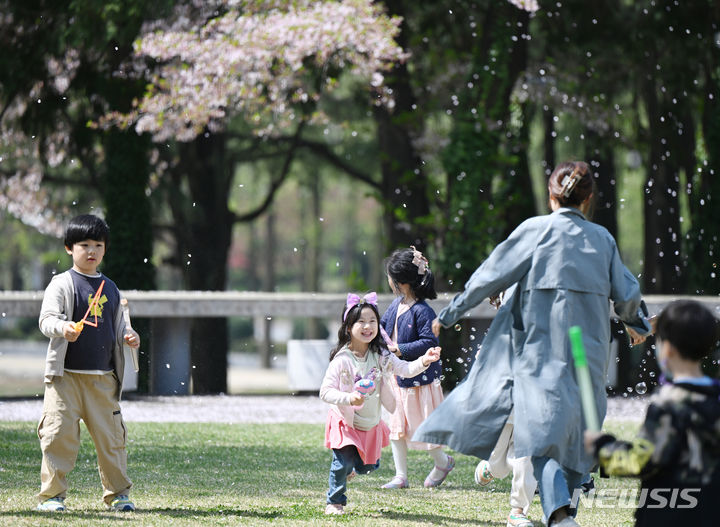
[414,161,651,527]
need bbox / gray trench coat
[414,208,650,474]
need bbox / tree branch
[40,173,91,186]
[228,148,296,165]
[226,131,380,191]
[294,137,381,191]
[231,121,306,223]
[0,89,18,123]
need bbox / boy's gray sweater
[38,270,127,399]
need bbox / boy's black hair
[330,301,384,361]
[385,248,437,301]
[63,214,110,248]
[656,300,720,361]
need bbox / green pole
[569,326,600,431]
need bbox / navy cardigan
[380,297,441,388]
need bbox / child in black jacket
[585,300,720,527]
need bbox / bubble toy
[353,368,378,410]
[74,280,106,334]
[355,378,375,397]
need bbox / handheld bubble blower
[355,378,375,397]
[120,298,140,373]
[569,326,600,432]
[353,368,378,410]
[74,280,106,333]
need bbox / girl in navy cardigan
[380,247,454,489]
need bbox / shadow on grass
[0,508,536,526]
[0,508,283,521]
[362,509,511,526]
[0,510,135,521]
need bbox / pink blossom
[507,0,540,13]
[107,0,407,142]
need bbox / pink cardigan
[319,346,430,427]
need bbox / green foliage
[434,3,534,389]
[440,121,503,285]
[0,213,62,290]
[345,268,371,293]
[686,73,720,295]
[436,1,533,284]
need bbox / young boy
[585,300,720,527]
[473,289,537,527]
[37,214,140,512]
[474,412,537,527]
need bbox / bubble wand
[120,298,140,372]
[569,326,600,432]
[380,326,394,348]
[74,279,106,333]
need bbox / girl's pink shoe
[424,455,455,488]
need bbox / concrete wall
[2,292,718,395]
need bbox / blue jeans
[532,456,584,524]
[327,446,379,505]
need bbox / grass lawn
[0,420,640,526]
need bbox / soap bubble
[635,382,648,395]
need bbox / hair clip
[410,246,429,275]
[560,168,582,198]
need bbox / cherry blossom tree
[107,0,406,141]
[100,0,408,393]
[0,48,85,237]
[0,0,170,391]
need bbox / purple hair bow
[344,292,378,321]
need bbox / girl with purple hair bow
[319,292,441,515]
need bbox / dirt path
[0,394,647,423]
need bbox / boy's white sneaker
[37,497,66,512]
[108,495,135,512]
[474,459,494,486]
[506,509,533,527]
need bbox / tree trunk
[247,222,260,291]
[689,66,720,295]
[641,81,685,294]
[10,254,22,290]
[543,108,556,179]
[176,133,234,394]
[102,129,156,393]
[374,0,431,251]
[304,176,322,338]
[261,209,276,369]
[299,175,322,338]
[585,130,618,239]
[503,102,537,235]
